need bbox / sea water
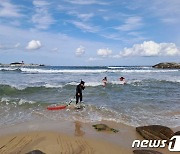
[0,66,179,128]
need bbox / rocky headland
[0,62,44,67]
[152,62,180,69]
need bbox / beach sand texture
[0,131,130,154]
[0,120,176,154]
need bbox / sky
[0,0,180,66]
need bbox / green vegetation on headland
[0,62,45,67]
[152,62,180,69]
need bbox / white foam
[0,67,20,71]
[108,66,126,69]
[20,68,108,73]
[44,83,63,88]
[1,67,178,74]
[18,99,36,105]
[67,81,102,87]
[117,69,179,73]
[1,97,10,102]
[111,81,126,85]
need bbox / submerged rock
[136,125,174,143]
[152,62,180,69]
[26,150,45,154]
[133,149,163,154]
[92,124,118,133]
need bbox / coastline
[0,120,177,154]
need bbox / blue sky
[0,0,180,66]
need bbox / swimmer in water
[102,77,107,87]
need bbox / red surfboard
[47,105,67,110]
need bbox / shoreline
[0,120,177,154]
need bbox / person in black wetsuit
[76,80,85,104]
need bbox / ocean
[0,66,179,128]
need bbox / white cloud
[0,1,22,18]
[76,46,85,56]
[64,0,108,5]
[32,0,55,30]
[115,16,143,31]
[70,21,99,33]
[14,43,20,48]
[100,34,123,41]
[51,48,58,52]
[0,44,4,49]
[0,42,20,50]
[26,40,42,50]
[161,18,178,24]
[33,0,50,7]
[68,12,94,21]
[97,48,112,57]
[117,41,180,57]
[88,57,102,61]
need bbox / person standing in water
[102,77,107,87]
[119,77,126,84]
[76,80,85,104]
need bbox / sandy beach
[0,120,176,154]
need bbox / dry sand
[0,131,131,154]
[0,120,177,154]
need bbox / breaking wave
[0,67,179,74]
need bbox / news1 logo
[132,135,180,152]
[168,135,180,152]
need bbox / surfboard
[47,105,67,110]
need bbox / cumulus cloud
[117,41,180,57]
[26,40,42,50]
[75,46,85,56]
[97,48,112,57]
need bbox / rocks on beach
[152,62,180,69]
[92,124,119,133]
[136,125,174,143]
[26,150,45,154]
[174,131,180,135]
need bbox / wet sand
[0,120,177,154]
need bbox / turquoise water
[0,66,179,127]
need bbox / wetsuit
[76,84,85,104]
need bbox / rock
[152,62,180,69]
[26,150,45,154]
[174,131,180,135]
[133,149,163,154]
[136,125,174,143]
[92,124,118,133]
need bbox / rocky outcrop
[133,150,163,154]
[136,125,174,143]
[152,62,180,69]
[26,150,45,154]
[0,63,44,67]
[174,131,180,135]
